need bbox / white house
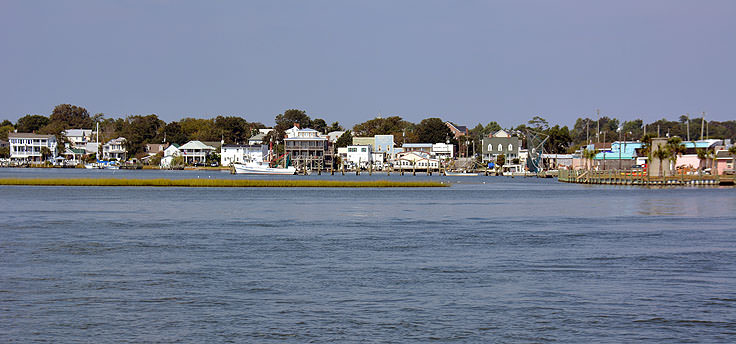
[393,151,440,171]
[8,133,58,162]
[432,143,454,159]
[62,129,94,149]
[341,145,372,168]
[160,144,181,168]
[102,137,127,161]
[221,144,268,166]
[179,140,216,164]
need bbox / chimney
[294,122,300,129]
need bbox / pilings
[557,169,730,186]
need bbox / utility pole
[596,109,600,143]
[701,112,705,140]
[686,113,690,141]
[586,118,589,144]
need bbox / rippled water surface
[1,169,735,342]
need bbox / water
[1,168,735,342]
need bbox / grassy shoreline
[0,177,448,188]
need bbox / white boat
[233,161,296,175]
[84,163,101,169]
[445,171,479,176]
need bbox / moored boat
[233,161,296,175]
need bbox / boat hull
[233,163,296,175]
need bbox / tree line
[2,104,735,159]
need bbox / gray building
[482,131,521,162]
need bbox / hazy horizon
[1,1,734,128]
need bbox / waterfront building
[62,129,93,149]
[352,136,375,148]
[590,141,641,170]
[432,143,454,160]
[445,122,469,139]
[715,149,734,174]
[402,143,433,154]
[145,143,169,156]
[284,125,328,170]
[481,130,521,163]
[374,135,396,159]
[160,144,181,168]
[248,133,266,145]
[178,140,215,164]
[221,144,268,166]
[102,137,128,161]
[8,133,58,163]
[340,145,372,169]
[394,151,440,171]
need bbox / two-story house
[102,137,128,161]
[482,130,521,163]
[8,133,58,163]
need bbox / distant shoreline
[0,177,447,188]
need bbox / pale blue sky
[1,0,734,128]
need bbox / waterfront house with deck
[8,133,58,163]
[284,125,328,171]
[178,140,215,165]
[102,137,127,161]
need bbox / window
[498,144,502,152]
[508,144,513,151]
[361,148,366,152]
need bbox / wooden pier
[558,169,735,186]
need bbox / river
[1,168,735,342]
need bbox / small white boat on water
[445,171,479,176]
[233,161,296,175]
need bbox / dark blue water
[1,169,735,342]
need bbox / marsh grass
[0,177,447,188]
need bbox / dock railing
[558,169,733,186]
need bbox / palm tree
[653,145,670,178]
[696,149,707,173]
[667,137,686,175]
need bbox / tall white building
[8,133,58,162]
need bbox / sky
[1,0,735,128]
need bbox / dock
[558,169,735,186]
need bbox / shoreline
[0,177,448,188]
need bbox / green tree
[40,146,53,161]
[163,122,188,145]
[653,145,670,177]
[0,124,14,140]
[546,125,572,154]
[48,104,92,129]
[415,117,454,144]
[122,115,165,156]
[214,115,250,143]
[328,121,344,132]
[0,146,9,158]
[272,109,311,140]
[483,121,502,136]
[335,130,353,148]
[352,116,412,136]
[666,137,686,174]
[16,114,49,133]
[527,116,549,131]
[496,154,506,171]
[728,146,736,172]
[311,118,327,134]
